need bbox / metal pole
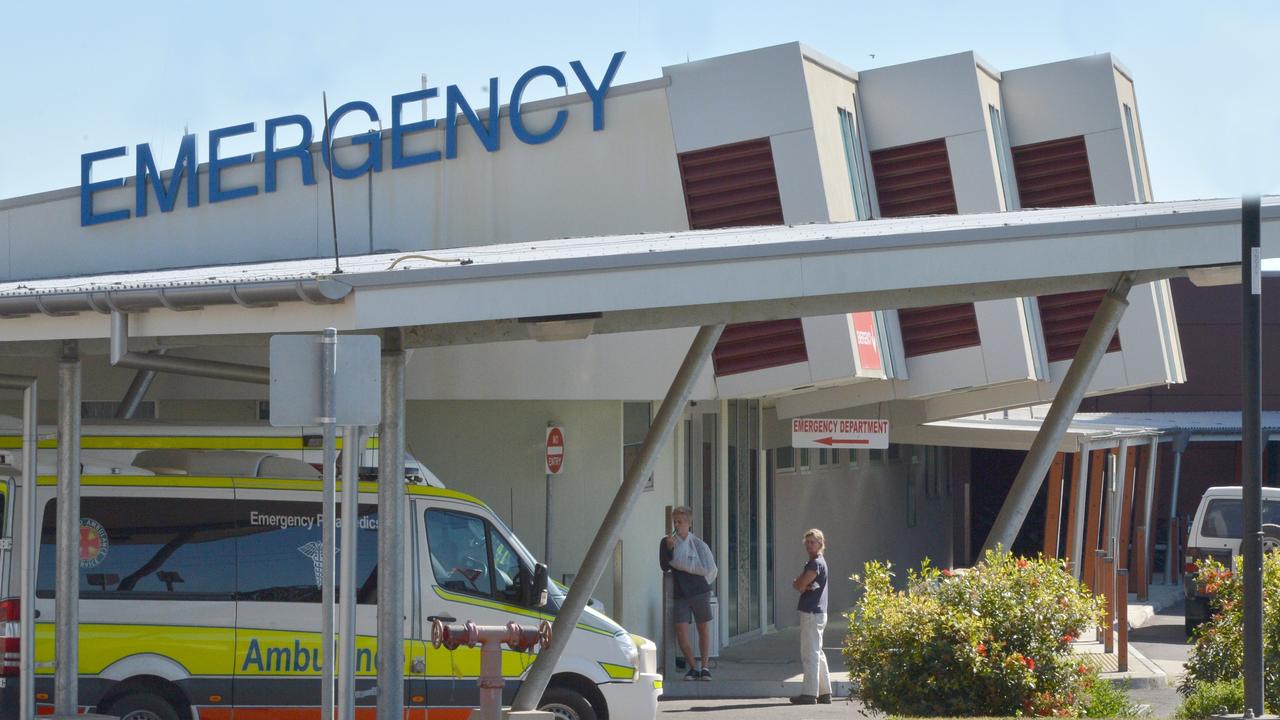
[1165,432,1189,585]
[1111,440,1131,566]
[1140,436,1159,593]
[376,333,406,720]
[1071,444,1092,579]
[339,427,362,720]
[54,342,80,717]
[0,374,37,720]
[511,324,725,712]
[545,420,553,569]
[983,272,1135,553]
[321,329,338,720]
[1242,195,1264,715]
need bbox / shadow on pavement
[662,702,796,712]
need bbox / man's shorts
[673,591,713,625]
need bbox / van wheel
[109,693,180,720]
[1263,524,1280,554]
[539,686,597,720]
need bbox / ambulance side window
[426,509,493,598]
[235,500,379,604]
[36,497,238,599]
[489,526,522,606]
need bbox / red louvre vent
[678,138,785,230]
[1011,136,1096,208]
[1037,290,1121,363]
[897,304,981,358]
[869,139,959,218]
[712,319,808,377]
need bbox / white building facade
[0,43,1175,648]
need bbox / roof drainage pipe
[110,312,269,385]
[982,271,1136,555]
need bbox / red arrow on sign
[815,437,871,446]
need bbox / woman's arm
[792,568,818,592]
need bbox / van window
[425,508,525,605]
[235,500,378,604]
[36,497,238,599]
[1200,498,1280,538]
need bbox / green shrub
[1179,551,1280,712]
[1081,675,1138,718]
[844,550,1105,717]
[1175,679,1245,720]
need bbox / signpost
[545,425,565,566]
[269,331,380,720]
[790,417,889,449]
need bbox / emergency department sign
[791,418,890,449]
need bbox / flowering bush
[1179,551,1280,715]
[844,549,1104,717]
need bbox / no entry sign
[791,418,889,449]
[545,426,566,474]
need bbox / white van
[0,455,661,720]
[1183,485,1280,632]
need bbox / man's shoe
[699,668,712,681]
[790,695,817,705]
[817,694,832,704]
[684,668,700,681]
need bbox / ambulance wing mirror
[524,562,549,608]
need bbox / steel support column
[511,324,725,712]
[54,343,80,716]
[0,374,37,720]
[1241,195,1264,714]
[983,272,1135,553]
[1165,432,1190,585]
[376,331,406,720]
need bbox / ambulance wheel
[539,686,597,720]
[109,693,180,720]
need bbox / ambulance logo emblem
[79,518,109,569]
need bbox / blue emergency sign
[80,52,626,227]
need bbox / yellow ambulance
[0,448,661,720]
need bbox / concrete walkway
[661,583,1184,699]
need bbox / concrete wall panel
[771,130,831,225]
[858,52,985,151]
[801,59,861,223]
[1086,129,1139,205]
[1001,55,1121,147]
[947,132,1003,214]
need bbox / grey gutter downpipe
[511,323,725,713]
[114,349,167,419]
[1165,431,1191,584]
[0,373,37,720]
[110,312,269,385]
[983,272,1136,554]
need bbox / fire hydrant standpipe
[432,619,553,720]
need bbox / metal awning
[0,197,1275,347]
[911,406,1280,451]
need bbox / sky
[0,1,1275,202]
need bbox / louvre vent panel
[712,319,808,377]
[678,138,786,231]
[1011,136,1097,208]
[870,139,960,218]
[679,139,805,378]
[897,304,981,358]
[1037,290,1121,362]
[871,139,975,357]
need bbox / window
[818,448,831,466]
[1123,104,1148,202]
[37,496,238,599]
[838,106,872,220]
[799,448,811,471]
[81,401,156,419]
[776,446,796,474]
[425,508,529,606]
[989,105,1017,211]
[623,402,654,491]
[235,499,378,604]
[1200,499,1280,539]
